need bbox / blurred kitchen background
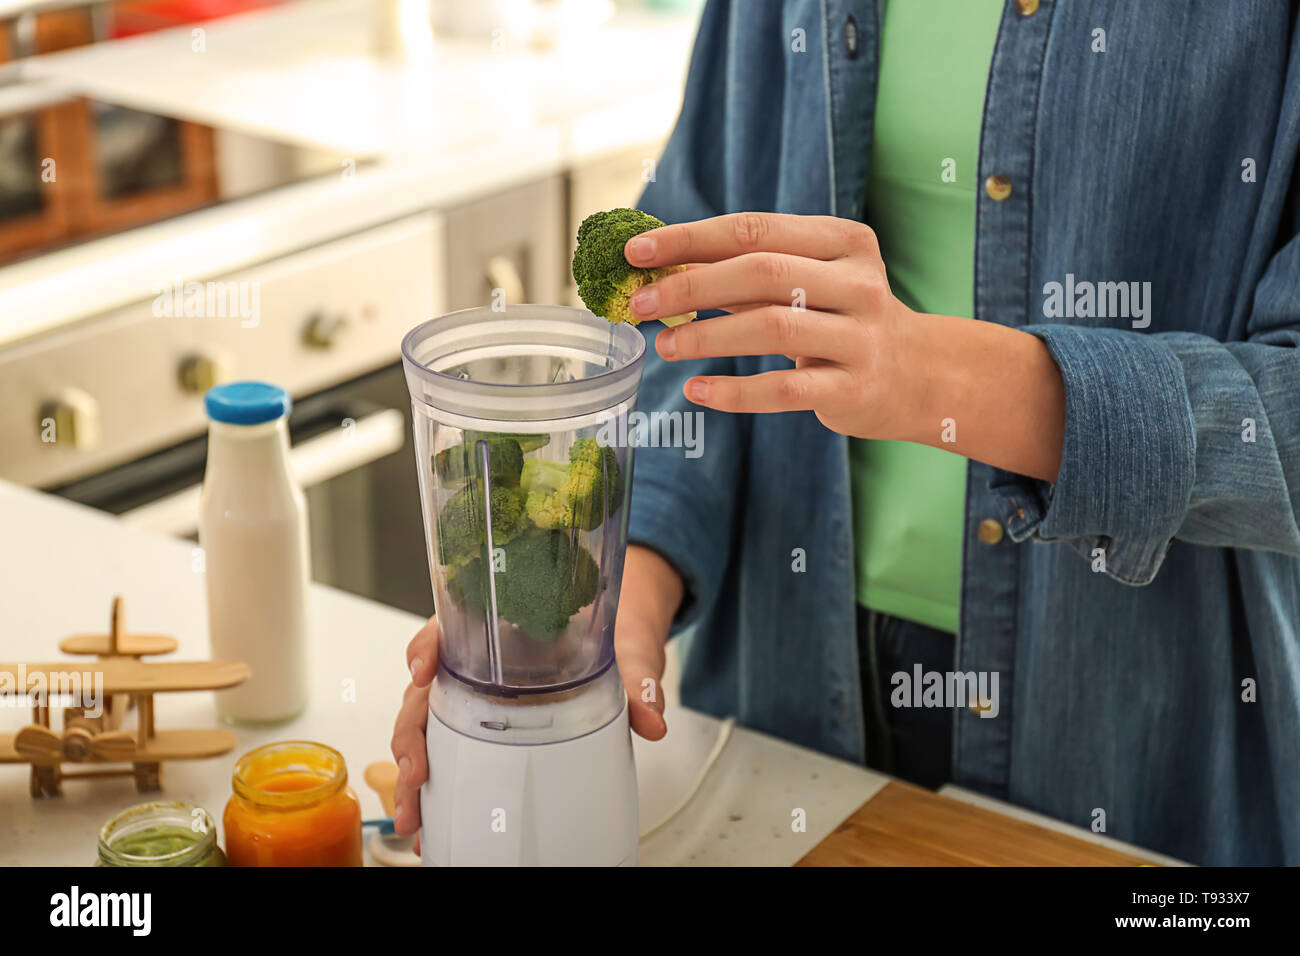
[0,0,702,617]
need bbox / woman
[393,0,1300,865]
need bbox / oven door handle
[118,408,407,538]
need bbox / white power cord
[638,716,736,842]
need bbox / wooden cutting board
[797,782,1158,866]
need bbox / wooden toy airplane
[0,597,249,797]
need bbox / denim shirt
[628,0,1300,865]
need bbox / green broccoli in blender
[572,208,697,327]
[446,530,601,641]
[434,435,525,488]
[436,481,528,568]
[464,430,549,453]
[519,437,624,532]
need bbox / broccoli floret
[524,485,576,530]
[443,530,601,641]
[520,457,573,527]
[569,436,625,508]
[519,437,623,532]
[464,430,549,453]
[445,558,486,611]
[496,531,600,639]
[572,208,697,327]
[434,436,524,488]
[436,481,527,567]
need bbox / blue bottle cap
[204,382,292,425]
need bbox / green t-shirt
[850,0,1002,634]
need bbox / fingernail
[625,235,654,262]
[399,755,412,780]
[686,378,711,402]
[410,656,423,679]
[631,285,658,317]
[657,330,677,358]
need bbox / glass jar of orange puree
[223,741,363,867]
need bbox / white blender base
[420,696,639,867]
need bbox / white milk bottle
[199,382,310,723]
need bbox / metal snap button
[977,519,1005,546]
[985,174,1012,201]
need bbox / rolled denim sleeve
[992,282,1300,585]
[990,325,1198,584]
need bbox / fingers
[630,253,857,322]
[625,212,869,267]
[615,626,668,742]
[623,665,668,742]
[390,678,430,837]
[683,366,854,414]
[655,307,849,363]
[406,616,439,687]
[393,618,438,839]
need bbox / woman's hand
[625,212,1066,483]
[628,212,917,441]
[389,544,682,847]
[390,617,438,849]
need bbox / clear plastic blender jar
[402,304,645,736]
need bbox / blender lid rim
[399,304,646,395]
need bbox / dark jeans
[856,606,956,790]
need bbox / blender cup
[402,304,644,866]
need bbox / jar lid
[205,381,292,425]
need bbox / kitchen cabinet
[0,93,219,267]
[439,146,671,315]
[442,174,565,311]
[0,212,442,490]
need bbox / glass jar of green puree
[96,801,225,867]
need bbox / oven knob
[303,312,348,350]
[178,354,230,394]
[38,388,101,451]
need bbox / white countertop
[1,0,696,346]
[0,480,890,866]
